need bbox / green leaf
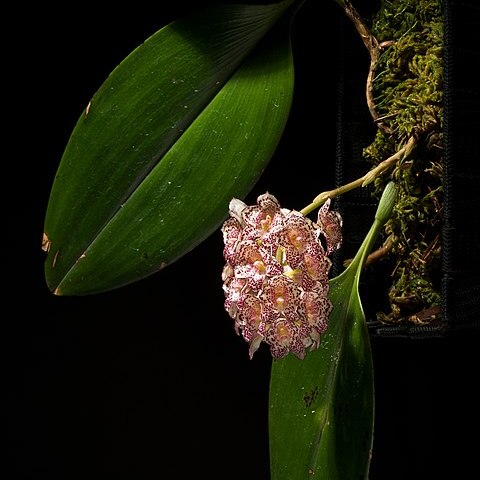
[269,268,374,479]
[43,1,297,295]
[269,183,398,479]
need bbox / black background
[7,1,479,479]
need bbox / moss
[364,0,444,322]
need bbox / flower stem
[301,178,364,216]
[300,137,415,216]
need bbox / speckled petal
[262,275,303,321]
[234,264,266,292]
[318,198,343,254]
[224,277,248,317]
[237,295,263,341]
[303,246,331,284]
[221,218,242,263]
[242,193,283,237]
[265,320,293,359]
[235,240,263,264]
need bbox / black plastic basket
[333,0,480,337]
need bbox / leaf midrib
[308,269,358,477]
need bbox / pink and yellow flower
[221,193,342,359]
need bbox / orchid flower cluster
[221,193,342,359]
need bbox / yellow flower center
[287,228,305,251]
[274,284,288,311]
[260,214,272,232]
[276,323,292,346]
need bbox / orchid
[221,193,342,359]
[39,0,462,477]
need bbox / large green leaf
[43,1,297,295]
[269,183,398,479]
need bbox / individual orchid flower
[221,193,342,359]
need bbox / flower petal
[229,198,248,225]
[318,198,343,254]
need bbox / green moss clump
[364,0,444,323]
